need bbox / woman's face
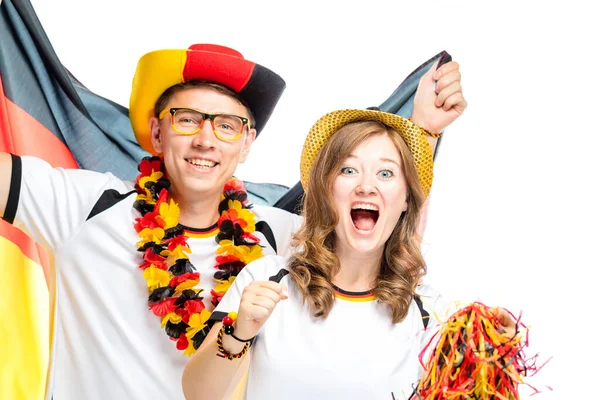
[332,133,408,257]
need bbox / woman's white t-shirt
[213,255,448,400]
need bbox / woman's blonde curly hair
[288,121,426,323]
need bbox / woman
[182,108,513,399]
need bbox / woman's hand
[233,280,288,340]
[410,60,468,134]
[495,307,518,337]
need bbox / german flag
[0,0,155,398]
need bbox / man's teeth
[187,159,216,168]
[351,203,379,211]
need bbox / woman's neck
[333,246,382,292]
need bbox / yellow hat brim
[129,49,187,155]
[299,109,434,197]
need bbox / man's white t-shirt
[5,155,302,400]
[213,255,448,400]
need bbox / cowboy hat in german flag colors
[129,43,286,154]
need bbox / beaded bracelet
[216,326,250,360]
[216,312,254,360]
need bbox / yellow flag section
[0,219,52,400]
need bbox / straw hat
[300,108,434,196]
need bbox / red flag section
[0,75,78,168]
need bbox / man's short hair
[153,80,256,128]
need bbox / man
[0,43,466,399]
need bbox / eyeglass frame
[158,107,251,142]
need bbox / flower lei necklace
[132,156,263,356]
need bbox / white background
[31,0,600,398]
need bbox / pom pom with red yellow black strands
[410,302,547,400]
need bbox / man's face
[149,87,256,202]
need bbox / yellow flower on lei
[137,227,165,248]
[158,198,180,230]
[139,171,163,191]
[143,265,171,291]
[227,200,256,232]
[175,276,200,293]
[216,240,263,265]
[161,312,182,328]
[213,276,237,295]
[161,244,191,266]
[183,341,196,357]
[216,240,247,259]
[241,244,263,264]
[136,171,164,204]
[135,191,155,205]
[183,309,212,356]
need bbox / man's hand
[234,280,288,340]
[410,60,468,134]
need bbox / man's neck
[170,189,221,229]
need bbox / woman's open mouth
[350,203,379,232]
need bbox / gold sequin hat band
[299,108,434,197]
